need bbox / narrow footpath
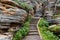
[22,17,42,40]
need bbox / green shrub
[38,18,60,40]
[38,18,49,27]
[39,27,59,40]
[12,22,29,40]
[26,15,32,22]
[12,16,32,40]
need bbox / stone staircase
[22,17,42,40]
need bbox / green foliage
[13,0,33,11]
[38,18,60,40]
[12,16,32,40]
[12,22,29,40]
[39,27,59,40]
[38,18,49,27]
[26,15,32,22]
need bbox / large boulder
[0,7,28,32]
[0,8,27,23]
[49,25,60,35]
[0,33,13,40]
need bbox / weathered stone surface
[35,7,42,17]
[45,11,53,20]
[48,19,56,24]
[0,25,10,29]
[0,3,28,33]
[48,17,60,24]
[0,8,27,23]
[0,22,10,26]
[0,15,23,23]
[55,18,60,24]
[0,0,21,8]
[8,26,20,32]
[0,34,12,40]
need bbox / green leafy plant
[12,22,29,40]
[38,18,60,40]
[26,15,32,22]
[12,16,32,40]
[39,27,59,40]
[38,18,49,27]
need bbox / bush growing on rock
[49,25,60,35]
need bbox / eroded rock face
[47,17,60,25]
[34,8,42,17]
[0,8,27,30]
[0,8,27,23]
[0,3,28,34]
[55,18,60,24]
[45,11,53,20]
[0,33,13,40]
[0,0,29,39]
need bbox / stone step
[30,17,39,24]
[30,20,39,24]
[32,17,40,19]
[0,14,26,23]
[30,30,38,32]
[29,24,37,26]
[22,35,41,40]
[30,25,37,30]
[22,17,41,40]
[29,31,39,35]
